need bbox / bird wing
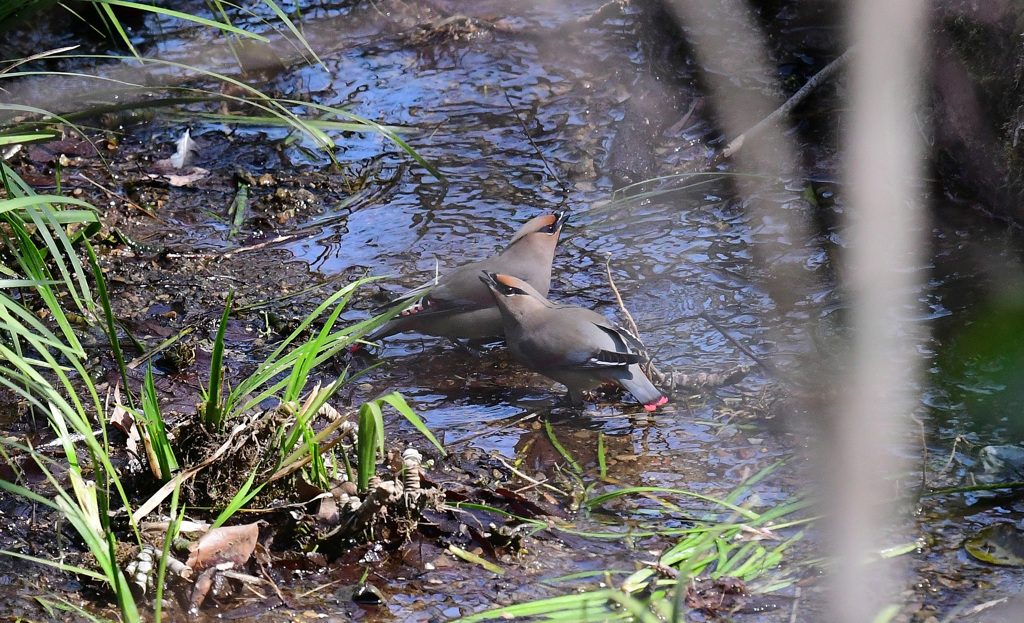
[370,281,434,314]
[589,349,641,367]
[373,260,494,319]
[556,314,642,370]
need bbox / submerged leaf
[965,524,1024,566]
[448,545,505,575]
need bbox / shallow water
[6,0,1024,620]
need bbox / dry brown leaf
[737,524,780,541]
[147,165,209,186]
[186,522,260,572]
[685,576,749,614]
[108,402,140,458]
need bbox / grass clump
[455,452,812,623]
[0,150,440,620]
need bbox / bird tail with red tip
[618,365,667,411]
[643,395,669,412]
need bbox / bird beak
[479,271,499,290]
[554,211,570,231]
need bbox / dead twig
[670,366,752,391]
[497,457,564,497]
[669,47,851,179]
[667,97,703,136]
[448,412,539,447]
[76,173,165,223]
[641,559,680,578]
[218,233,299,257]
[939,434,970,475]
[697,311,777,377]
[789,586,801,623]
[604,259,753,396]
[604,255,642,339]
[604,256,660,385]
[709,47,853,168]
[503,89,568,197]
[256,563,291,608]
[912,413,928,491]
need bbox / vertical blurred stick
[664,0,926,619]
[841,0,926,621]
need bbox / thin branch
[603,258,751,394]
[698,311,777,376]
[712,47,854,166]
[447,412,540,447]
[604,255,641,339]
[503,89,568,196]
[75,173,165,222]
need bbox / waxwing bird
[480,272,668,411]
[360,212,569,345]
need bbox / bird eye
[542,223,555,233]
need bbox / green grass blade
[203,290,233,431]
[96,1,139,57]
[380,392,445,456]
[228,179,248,238]
[544,419,581,474]
[455,589,626,623]
[257,0,323,65]
[287,100,444,181]
[86,241,133,408]
[0,549,109,583]
[357,401,381,492]
[584,487,759,520]
[99,0,269,41]
[212,465,265,529]
[448,544,505,575]
[154,482,182,623]
[142,363,178,478]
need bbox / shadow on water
[6,0,1024,620]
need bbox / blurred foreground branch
[709,47,854,168]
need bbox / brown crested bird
[480,272,668,411]
[360,212,569,345]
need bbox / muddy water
[7,0,1024,620]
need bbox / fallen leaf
[109,402,141,459]
[685,576,749,614]
[186,522,260,571]
[147,164,209,186]
[965,523,1024,566]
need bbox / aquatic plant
[455,462,812,623]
